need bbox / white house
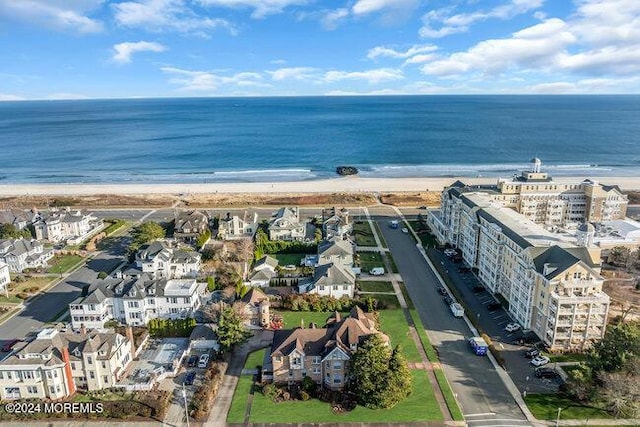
[298,262,355,298]
[317,238,354,267]
[218,212,259,240]
[268,207,307,241]
[0,208,39,230]
[0,238,54,273]
[248,255,278,287]
[33,209,103,243]
[0,262,9,296]
[135,241,201,279]
[322,207,352,239]
[0,327,133,400]
[69,275,206,328]
[174,210,210,242]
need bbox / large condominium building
[69,274,205,329]
[0,327,132,400]
[429,190,610,351]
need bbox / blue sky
[1,0,639,99]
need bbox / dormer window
[72,348,81,357]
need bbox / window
[167,297,178,304]
[0,372,3,379]
[288,370,293,378]
[23,371,35,380]
[313,367,321,374]
[274,356,282,363]
[87,356,93,365]
[89,371,95,379]
[312,356,321,364]
[102,361,106,369]
[71,362,76,370]
[103,376,109,383]
[333,285,338,290]
[292,357,301,365]
[333,362,342,369]
[183,297,190,304]
[27,386,38,394]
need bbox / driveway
[369,206,530,427]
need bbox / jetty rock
[336,166,359,176]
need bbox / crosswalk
[465,412,533,427]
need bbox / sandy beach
[1,175,639,197]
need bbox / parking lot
[433,249,564,394]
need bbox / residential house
[266,307,389,389]
[0,208,39,230]
[135,241,201,279]
[69,274,206,329]
[233,288,270,329]
[174,210,210,242]
[33,209,103,243]
[322,207,351,239]
[248,255,278,287]
[0,262,9,295]
[298,262,355,298]
[189,325,220,351]
[0,238,54,273]
[268,207,306,241]
[317,238,354,267]
[0,327,133,400]
[217,212,259,240]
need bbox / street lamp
[556,407,562,427]
[182,383,190,427]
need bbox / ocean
[1,95,639,184]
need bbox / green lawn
[372,222,388,248]
[408,221,438,248]
[372,293,400,309]
[103,220,129,236]
[378,309,421,363]
[398,282,415,309]
[47,255,84,274]
[385,253,399,273]
[353,221,377,247]
[227,348,266,423]
[268,253,305,267]
[249,370,442,423]
[358,281,394,292]
[357,252,385,272]
[524,394,612,420]
[277,311,342,329]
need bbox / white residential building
[0,238,54,273]
[0,262,9,295]
[430,190,610,351]
[0,208,39,230]
[0,327,132,400]
[248,255,278,287]
[69,275,206,328]
[33,209,103,243]
[135,241,201,279]
[317,238,354,267]
[322,207,352,239]
[217,212,259,240]
[298,262,356,298]
[268,207,307,241]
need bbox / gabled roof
[249,268,275,282]
[269,207,302,230]
[253,255,279,270]
[318,238,353,257]
[312,262,356,287]
[531,245,599,280]
[175,210,209,231]
[241,288,269,305]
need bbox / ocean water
[1,95,639,184]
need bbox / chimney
[80,323,86,335]
[125,325,136,359]
[226,212,231,220]
[61,347,76,396]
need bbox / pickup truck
[469,336,488,355]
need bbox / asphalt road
[0,236,129,344]
[370,207,530,427]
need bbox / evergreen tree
[216,306,251,351]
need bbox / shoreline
[1,176,640,196]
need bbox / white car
[530,355,550,367]
[444,249,457,256]
[505,323,521,332]
[401,227,408,233]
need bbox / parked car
[418,205,427,210]
[525,348,541,358]
[198,353,210,368]
[486,302,502,311]
[1,339,20,352]
[184,371,196,385]
[401,227,409,234]
[472,285,485,293]
[187,355,198,367]
[444,249,457,257]
[535,367,559,379]
[452,255,463,263]
[437,287,447,295]
[530,355,550,367]
[458,267,471,273]
[505,323,521,333]
[369,267,385,276]
[443,296,454,305]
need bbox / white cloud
[113,41,167,63]
[420,0,544,39]
[323,68,404,84]
[0,93,24,101]
[268,67,318,81]
[113,0,236,36]
[0,0,103,33]
[196,0,308,19]
[402,54,437,66]
[367,44,438,60]
[321,8,348,30]
[421,18,576,77]
[351,0,417,16]
[161,66,270,92]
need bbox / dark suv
[535,367,559,379]
[525,348,540,358]
[486,302,501,311]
